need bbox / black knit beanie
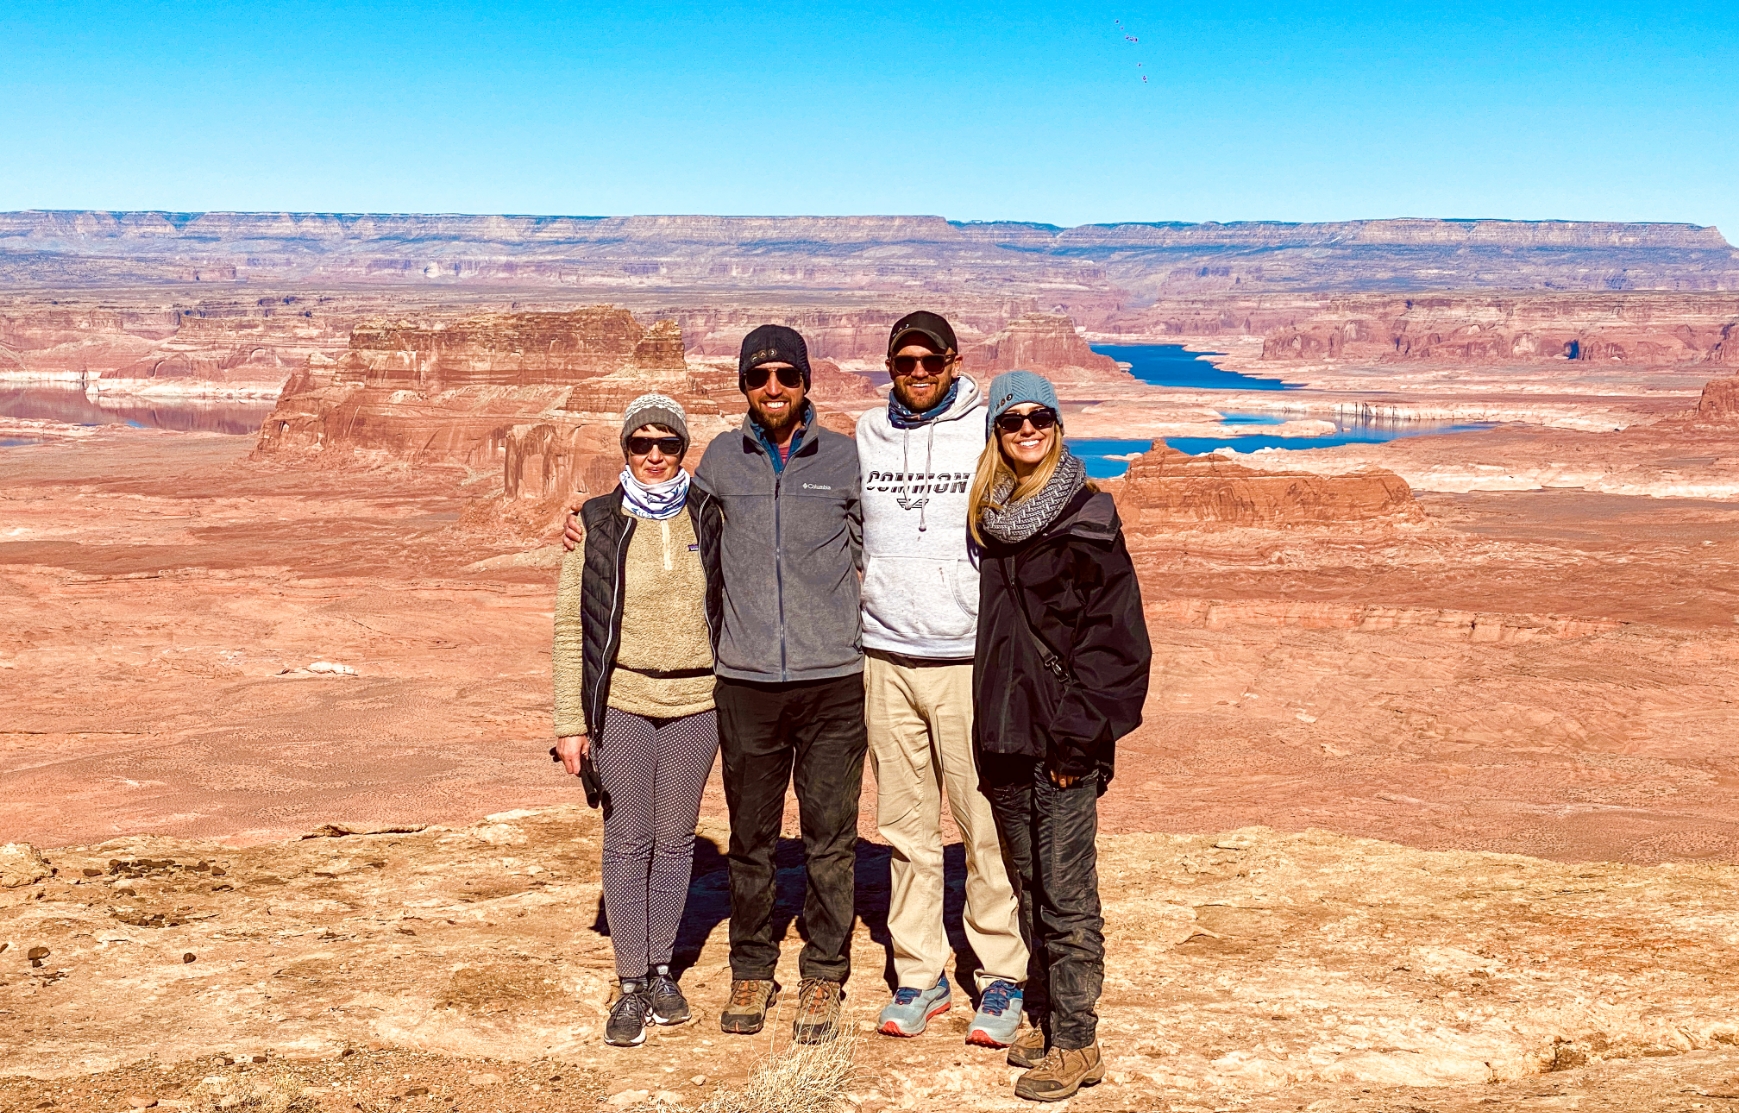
[738,324,812,392]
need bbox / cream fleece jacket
[552,509,713,737]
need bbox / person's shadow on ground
[593,836,983,1000]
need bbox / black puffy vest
[578,485,724,738]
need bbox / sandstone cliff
[0,295,351,397]
[1695,374,1739,423]
[1253,293,1739,367]
[6,211,1735,299]
[962,312,1128,382]
[1114,445,1422,532]
[257,307,710,472]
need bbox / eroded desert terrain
[3,214,1739,1111]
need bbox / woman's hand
[555,734,590,775]
[561,501,585,551]
[1048,767,1078,789]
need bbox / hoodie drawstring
[899,423,938,533]
[920,422,935,533]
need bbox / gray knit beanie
[621,392,690,452]
[985,370,1061,438]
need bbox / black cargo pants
[979,754,1105,1050]
[715,673,868,984]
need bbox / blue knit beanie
[985,370,1062,439]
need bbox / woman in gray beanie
[967,370,1151,1101]
[552,392,724,1047]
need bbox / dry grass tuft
[698,1025,861,1113]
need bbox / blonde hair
[968,425,1077,545]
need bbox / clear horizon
[3,1,1734,236]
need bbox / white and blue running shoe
[966,979,1023,1048]
[877,975,953,1037]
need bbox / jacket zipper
[696,494,718,651]
[595,516,635,734]
[774,464,787,682]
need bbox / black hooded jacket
[972,486,1152,786]
[577,484,725,739]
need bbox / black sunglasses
[994,408,1058,435]
[744,365,805,390]
[627,435,685,456]
[892,353,951,376]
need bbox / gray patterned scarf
[979,450,1087,545]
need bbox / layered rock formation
[1694,373,1739,422]
[257,307,712,481]
[1114,445,1422,533]
[6,212,1734,303]
[961,311,1127,381]
[1254,293,1739,367]
[1,295,352,398]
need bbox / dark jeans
[979,754,1104,1049]
[716,673,868,983]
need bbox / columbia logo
[802,483,833,490]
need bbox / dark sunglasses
[744,364,805,390]
[892,353,951,376]
[994,408,1058,435]
[627,435,685,456]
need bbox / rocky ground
[3,809,1738,1112]
[4,384,1739,1110]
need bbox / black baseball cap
[887,311,958,357]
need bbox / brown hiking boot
[791,978,844,1044]
[1014,1044,1105,1102]
[1007,1026,1047,1069]
[720,978,779,1035]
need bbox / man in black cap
[693,324,866,1045]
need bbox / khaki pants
[865,652,1028,991]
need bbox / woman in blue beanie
[967,370,1152,1101]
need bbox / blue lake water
[1091,343,1296,391]
[1069,416,1493,479]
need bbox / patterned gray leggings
[592,708,719,979]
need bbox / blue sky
[2,1,1734,235]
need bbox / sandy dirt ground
[3,422,1739,1111]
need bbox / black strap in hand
[1002,555,1077,686]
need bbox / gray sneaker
[966,980,1023,1048]
[877,975,952,1037]
[647,970,690,1026]
[605,982,651,1047]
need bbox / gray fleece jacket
[695,408,864,683]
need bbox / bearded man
[693,324,867,1046]
[856,311,1028,1048]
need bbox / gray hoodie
[855,376,987,659]
[695,409,864,683]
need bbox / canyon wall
[253,307,772,516]
[1,295,354,397]
[1113,445,1422,533]
[1695,374,1739,423]
[5,212,1735,302]
[1254,293,1739,367]
[1104,293,1739,369]
[255,306,708,471]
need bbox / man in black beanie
[695,324,866,1045]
